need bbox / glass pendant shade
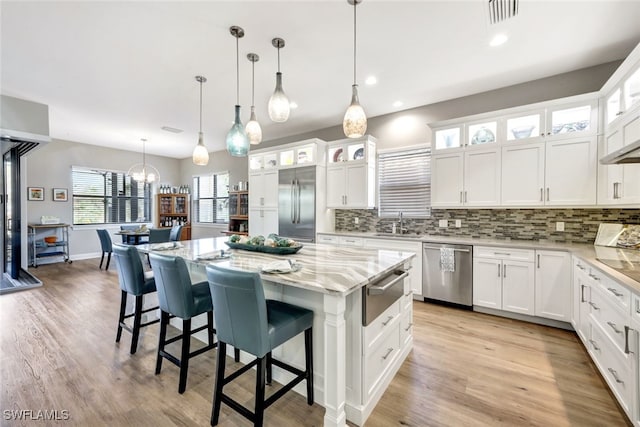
[192,132,209,165]
[226,105,249,157]
[343,84,367,138]
[128,138,160,183]
[268,72,290,122]
[245,106,262,145]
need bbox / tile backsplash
[334,208,640,244]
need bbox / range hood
[600,138,640,165]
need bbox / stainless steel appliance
[362,269,408,326]
[422,242,473,307]
[278,166,316,243]
[600,138,640,164]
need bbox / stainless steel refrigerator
[278,166,316,243]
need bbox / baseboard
[473,306,574,331]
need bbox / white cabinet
[432,124,464,152]
[572,257,591,342]
[326,136,376,209]
[501,142,545,206]
[463,148,501,206]
[363,238,422,298]
[544,100,598,140]
[473,246,535,315]
[605,59,640,130]
[600,112,640,205]
[544,136,597,205]
[430,153,464,207]
[248,207,278,237]
[534,250,571,322]
[248,169,278,208]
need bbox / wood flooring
[0,259,630,426]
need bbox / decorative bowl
[44,236,57,244]
[471,128,495,145]
[511,125,534,139]
[225,241,303,255]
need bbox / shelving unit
[225,190,249,236]
[28,223,72,267]
[156,193,191,240]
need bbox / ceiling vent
[161,126,183,133]
[487,0,519,25]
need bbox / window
[193,172,229,224]
[72,167,151,225]
[377,146,431,218]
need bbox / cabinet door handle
[608,368,624,384]
[546,187,550,201]
[344,195,347,205]
[260,196,264,206]
[537,254,540,268]
[624,325,634,355]
[607,321,622,334]
[539,188,543,202]
[636,299,640,314]
[589,302,600,310]
[382,347,394,360]
[460,191,463,204]
[464,191,468,203]
[503,264,506,278]
[613,182,618,199]
[607,287,623,297]
[497,264,501,277]
[580,284,586,303]
[589,339,600,351]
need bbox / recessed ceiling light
[489,33,508,47]
[161,126,183,133]
[365,76,377,85]
[289,101,298,109]
[393,101,403,108]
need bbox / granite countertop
[318,231,640,292]
[135,237,415,296]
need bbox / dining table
[114,230,150,245]
[135,236,416,427]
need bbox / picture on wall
[53,188,68,202]
[27,187,44,201]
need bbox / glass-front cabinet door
[624,67,640,112]
[328,139,366,164]
[545,101,597,138]
[466,120,498,149]
[433,125,463,151]
[505,111,543,142]
[249,152,278,171]
[607,88,623,126]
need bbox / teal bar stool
[206,264,314,427]
[149,253,217,394]
[112,244,159,354]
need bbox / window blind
[72,167,150,225]
[193,172,229,223]
[378,147,431,218]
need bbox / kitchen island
[136,237,416,427]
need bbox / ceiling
[2,1,640,159]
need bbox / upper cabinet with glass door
[327,136,375,165]
[432,124,464,152]
[544,100,598,140]
[466,119,499,150]
[504,110,544,143]
[249,151,278,171]
[603,43,640,129]
[249,139,325,171]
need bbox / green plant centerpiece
[226,233,303,254]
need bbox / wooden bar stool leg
[211,342,227,426]
[130,295,143,354]
[116,290,127,343]
[305,328,314,404]
[156,311,169,375]
[178,318,192,394]
[254,356,267,427]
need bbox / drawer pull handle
[382,347,394,360]
[608,368,624,384]
[576,264,585,270]
[589,274,600,281]
[404,323,413,332]
[589,339,600,351]
[625,325,634,355]
[636,299,640,314]
[494,252,511,256]
[588,302,600,310]
[607,321,622,334]
[382,315,394,326]
[607,287,624,297]
[404,291,412,297]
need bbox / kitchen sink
[374,233,422,239]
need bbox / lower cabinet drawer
[317,234,339,244]
[363,299,400,354]
[589,322,632,415]
[339,236,364,247]
[589,286,629,355]
[400,308,413,346]
[363,323,400,399]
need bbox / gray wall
[1,94,49,136]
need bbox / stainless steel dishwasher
[422,242,473,307]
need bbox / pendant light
[226,26,250,157]
[127,138,160,183]
[343,0,367,138]
[245,53,262,145]
[268,37,290,123]
[192,75,209,165]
